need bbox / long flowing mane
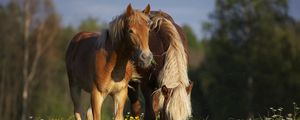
[152,16,192,119]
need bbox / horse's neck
[110,40,132,81]
[96,30,132,81]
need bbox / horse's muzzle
[131,49,153,68]
[138,52,153,68]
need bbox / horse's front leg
[128,81,142,116]
[113,87,128,120]
[91,85,105,120]
[141,86,156,120]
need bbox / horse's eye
[128,29,133,34]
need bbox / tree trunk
[21,0,31,119]
[21,81,29,120]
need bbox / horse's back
[150,11,188,53]
[145,11,189,74]
[66,32,101,92]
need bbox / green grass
[261,102,300,120]
[27,102,300,120]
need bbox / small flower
[286,118,293,120]
[265,117,271,120]
[271,115,277,118]
[129,116,134,120]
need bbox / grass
[27,102,300,120]
[261,102,300,120]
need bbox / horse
[127,11,193,120]
[159,82,194,120]
[65,4,152,120]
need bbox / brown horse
[128,11,193,120]
[66,4,152,120]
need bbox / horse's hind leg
[86,106,93,120]
[70,84,84,120]
[128,81,142,116]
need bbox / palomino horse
[128,11,193,120]
[66,4,152,120]
[159,82,193,120]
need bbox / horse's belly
[69,52,96,92]
[72,65,94,92]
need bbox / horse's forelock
[108,10,149,46]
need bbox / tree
[195,0,300,119]
[182,25,205,69]
[0,0,61,119]
[79,17,102,31]
[0,2,23,119]
[0,1,107,119]
[20,0,61,119]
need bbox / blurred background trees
[190,0,300,119]
[0,0,299,119]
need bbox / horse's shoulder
[71,32,100,43]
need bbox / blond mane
[152,17,192,120]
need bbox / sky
[52,0,214,39]
[1,0,299,39]
[52,0,300,39]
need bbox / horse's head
[159,81,194,120]
[124,4,153,68]
[161,81,194,102]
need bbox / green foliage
[79,17,101,31]
[191,0,300,119]
[1,0,300,119]
[182,25,200,49]
[0,1,106,120]
[182,24,205,69]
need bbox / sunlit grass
[27,103,300,120]
[27,114,74,120]
[124,112,143,120]
[261,102,300,120]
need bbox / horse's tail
[152,16,192,120]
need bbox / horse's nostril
[141,53,147,60]
[149,53,153,60]
[140,53,153,63]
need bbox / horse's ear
[186,81,194,95]
[161,85,168,96]
[143,4,151,15]
[152,91,160,115]
[126,3,134,17]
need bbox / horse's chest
[110,81,128,93]
[95,64,133,93]
[96,76,129,94]
[94,50,133,93]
